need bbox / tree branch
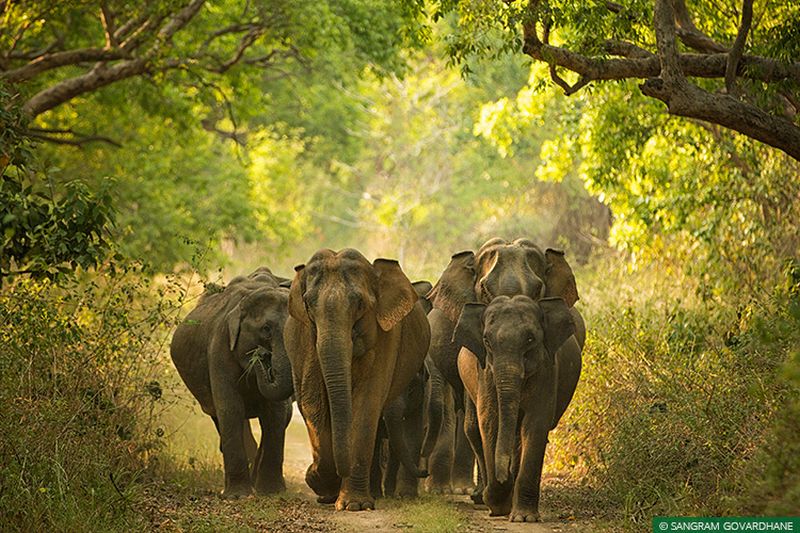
[672,0,729,53]
[26,127,122,148]
[1,48,129,83]
[521,0,800,161]
[100,2,117,48]
[21,0,206,118]
[725,0,753,96]
[22,59,149,117]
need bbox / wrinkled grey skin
[170,268,293,497]
[422,238,580,499]
[455,295,584,522]
[284,249,431,512]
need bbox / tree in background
[426,0,800,160]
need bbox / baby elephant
[455,295,583,522]
[170,268,293,497]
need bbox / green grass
[382,495,471,533]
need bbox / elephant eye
[483,335,492,349]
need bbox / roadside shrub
[549,256,800,529]
[0,268,186,531]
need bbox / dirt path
[153,405,590,532]
[277,408,583,533]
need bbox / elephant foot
[335,492,375,511]
[306,464,340,502]
[450,484,474,495]
[424,478,450,494]
[254,476,286,495]
[221,483,253,499]
[470,486,484,505]
[396,488,419,499]
[509,508,540,522]
[484,482,512,516]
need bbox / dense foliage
[1,1,798,530]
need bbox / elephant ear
[539,297,576,360]
[288,264,311,326]
[427,251,476,323]
[544,248,579,307]
[453,303,487,367]
[374,259,418,332]
[226,303,243,351]
[412,280,433,315]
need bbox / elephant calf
[170,268,294,497]
[455,295,584,522]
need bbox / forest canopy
[1,2,798,529]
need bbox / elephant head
[226,286,293,401]
[288,249,418,478]
[427,238,579,324]
[453,295,575,483]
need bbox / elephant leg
[426,383,455,493]
[478,380,513,516]
[213,393,252,497]
[396,399,424,498]
[303,415,341,503]
[253,400,291,494]
[463,397,485,504]
[336,391,383,511]
[510,416,549,523]
[451,409,475,494]
[370,436,385,499]
[243,419,258,473]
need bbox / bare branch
[653,0,683,84]
[522,37,800,86]
[604,39,654,59]
[200,117,247,145]
[205,27,265,74]
[672,0,729,53]
[26,127,122,148]
[100,2,117,47]
[549,65,589,95]
[725,0,753,96]
[23,59,149,117]
[640,77,800,160]
[21,1,206,118]
[2,48,129,83]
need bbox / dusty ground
[148,405,591,532]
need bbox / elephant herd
[170,238,585,523]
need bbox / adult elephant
[170,269,293,497]
[455,295,584,522]
[423,238,579,499]
[284,249,431,511]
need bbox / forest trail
[153,405,588,532]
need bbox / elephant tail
[421,361,445,460]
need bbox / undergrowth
[0,268,191,531]
[548,255,800,530]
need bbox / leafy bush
[0,269,186,531]
[549,257,800,529]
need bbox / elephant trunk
[494,362,522,484]
[254,335,293,401]
[384,398,429,478]
[317,332,353,479]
